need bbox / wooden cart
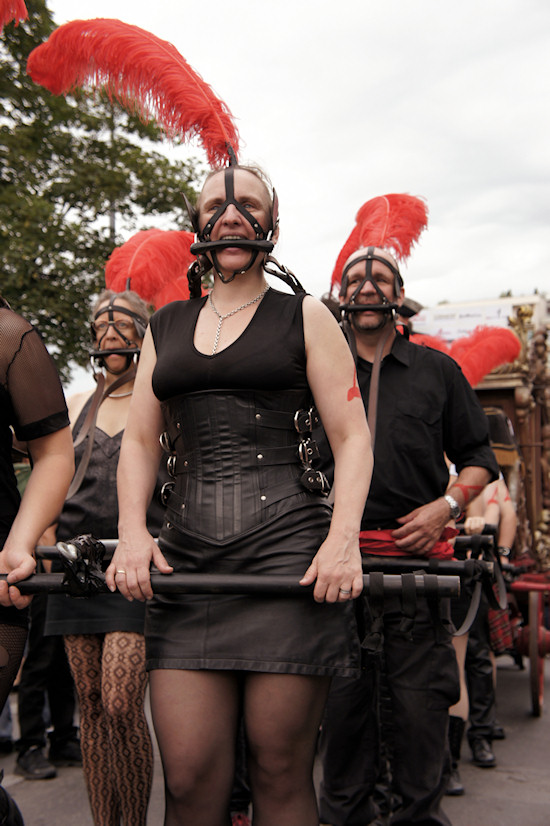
[475,304,550,715]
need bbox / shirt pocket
[393,396,443,457]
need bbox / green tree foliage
[0,1,202,382]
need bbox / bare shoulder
[302,294,337,321]
[302,295,342,340]
[67,389,94,426]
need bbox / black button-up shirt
[357,333,498,530]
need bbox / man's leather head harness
[186,166,279,284]
[89,295,147,371]
[339,247,403,316]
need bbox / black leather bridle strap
[67,366,136,500]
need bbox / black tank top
[150,288,309,399]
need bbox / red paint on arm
[453,483,484,506]
[347,371,361,401]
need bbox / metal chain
[208,285,270,354]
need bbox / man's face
[341,249,403,332]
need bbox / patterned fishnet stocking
[65,632,153,826]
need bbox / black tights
[64,632,153,826]
[0,622,27,711]
[150,669,330,826]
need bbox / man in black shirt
[318,245,498,826]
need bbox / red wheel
[528,590,544,716]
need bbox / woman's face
[92,298,142,374]
[198,169,272,273]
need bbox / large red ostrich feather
[27,18,239,166]
[0,0,27,31]
[331,194,428,294]
[411,326,521,386]
[105,228,195,308]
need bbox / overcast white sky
[47,0,549,314]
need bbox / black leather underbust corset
[160,388,329,544]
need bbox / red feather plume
[26,18,239,166]
[411,326,521,387]
[331,194,428,294]
[409,333,450,354]
[153,277,193,308]
[448,327,521,387]
[330,225,361,295]
[105,228,195,308]
[0,0,28,31]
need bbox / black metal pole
[0,572,460,597]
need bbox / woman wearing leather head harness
[43,290,167,826]
[107,164,373,826]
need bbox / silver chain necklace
[108,390,133,398]
[208,285,269,355]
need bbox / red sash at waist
[359,526,458,560]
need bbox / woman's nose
[220,203,241,223]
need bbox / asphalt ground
[1,655,549,825]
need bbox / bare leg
[245,673,330,826]
[102,632,153,826]
[149,669,240,826]
[449,633,469,720]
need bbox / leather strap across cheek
[199,166,268,241]
[342,250,391,306]
[90,300,146,367]
[339,248,403,314]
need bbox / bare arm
[495,478,517,551]
[105,328,173,601]
[392,465,491,555]
[0,427,74,608]
[464,477,516,556]
[300,297,373,602]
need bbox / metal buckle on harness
[159,431,173,452]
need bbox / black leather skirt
[145,504,361,677]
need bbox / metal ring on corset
[160,481,175,507]
[167,454,177,478]
[294,408,314,434]
[159,431,173,453]
[298,438,320,465]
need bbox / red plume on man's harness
[105,228,195,309]
[26,18,240,167]
[410,326,521,387]
[331,194,428,295]
[0,0,27,31]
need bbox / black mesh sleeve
[0,309,69,441]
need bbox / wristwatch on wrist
[444,494,462,520]
[498,546,511,557]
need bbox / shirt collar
[390,330,411,366]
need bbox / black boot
[445,716,466,796]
